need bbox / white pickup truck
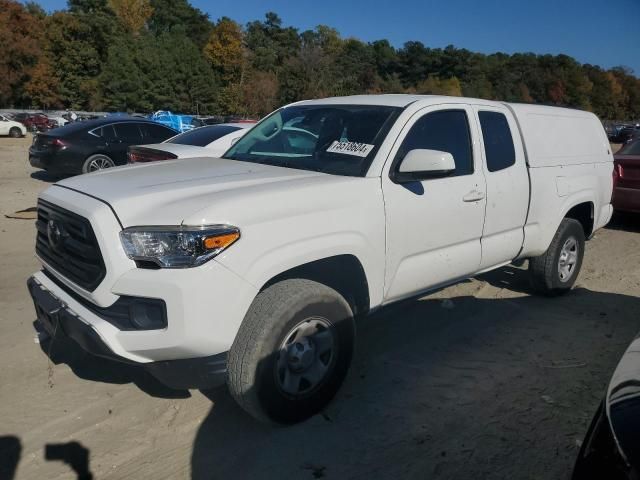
[28,95,613,424]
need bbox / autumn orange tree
[0,0,45,106]
[107,0,153,35]
[203,17,246,114]
[24,58,62,108]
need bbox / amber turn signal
[203,231,240,250]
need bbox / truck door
[381,104,487,302]
[472,105,529,269]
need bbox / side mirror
[393,149,456,183]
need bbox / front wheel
[82,154,115,173]
[529,218,585,295]
[9,127,22,138]
[227,279,355,424]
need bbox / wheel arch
[261,254,371,317]
[520,193,597,259]
[564,201,594,238]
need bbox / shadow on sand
[38,331,190,399]
[606,212,640,233]
[190,266,640,480]
[0,436,93,480]
[28,265,640,479]
[29,171,66,184]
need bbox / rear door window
[478,111,516,172]
[141,123,177,142]
[91,125,117,140]
[114,123,143,143]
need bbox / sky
[30,0,640,74]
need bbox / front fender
[218,230,385,310]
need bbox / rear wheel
[227,279,355,424]
[9,127,22,138]
[529,218,585,295]
[82,154,115,173]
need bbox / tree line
[2,0,639,120]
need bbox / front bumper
[28,276,228,390]
[29,185,260,387]
[33,186,259,365]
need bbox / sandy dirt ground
[1,135,639,480]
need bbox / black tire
[82,154,115,173]
[227,279,355,424]
[529,218,585,295]
[9,127,22,138]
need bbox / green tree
[415,76,462,96]
[100,30,218,113]
[147,0,212,47]
[245,12,300,72]
[45,12,103,108]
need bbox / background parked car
[198,115,258,126]
[127,123,253,163]
[13,112,55,132]
[47,115,68,128]
[612,139,640,213]
[610,124,640,144]
[29,117,177,175]
[607,123,626,142]
[0,114,27,137]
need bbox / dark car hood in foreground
[606,333,640,467]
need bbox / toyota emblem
[47,219,65,250]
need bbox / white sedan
[127,123,254,163]
[48,115,68,128]
[0,114,27,137]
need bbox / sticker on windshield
[326,140,374,157]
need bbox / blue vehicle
[149,111,196,133]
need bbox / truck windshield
[222,105,400,176]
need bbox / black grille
[36,199,106,291]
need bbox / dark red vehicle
[612,140,640,213]
[13,113,55,132]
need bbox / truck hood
[54,157,351,227]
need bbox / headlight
[120,225,240,268]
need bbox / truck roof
[295,94,594,118]
[295,94,486,108]
[296,94,607,169]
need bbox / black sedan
[28,117,177,175]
